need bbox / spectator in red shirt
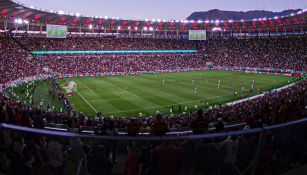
[151,114,169,136]
[153,141,183,175]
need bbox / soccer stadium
[0,0,306,174]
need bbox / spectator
[191,109,208,134]
[87,145,113,175]
[151,113,169,136]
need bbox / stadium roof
[0,0,306,30]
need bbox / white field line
[103,95,229,114]
[75,90,98,113]
[63,79,98,113]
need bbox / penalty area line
[75,90,98,114]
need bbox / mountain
[186,9,301,21]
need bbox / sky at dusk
[17,0,307,20]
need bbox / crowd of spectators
[36,54,207,74]
[1,36,306,86]
[205,37,307,71]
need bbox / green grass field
[52,70,294,117]
[5,81,65,111]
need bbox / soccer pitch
[56,70,294,117]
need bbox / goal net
[64,81,77,93]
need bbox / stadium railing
[1,117,307,175]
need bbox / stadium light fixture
[128,26,131,30]
[215,20,220,24]
[134,26,138,31]
[205,20,210,23]
[117,26,121,30]
[163,19,166,22]
[76,13,80,17]
[58,10,65,15]
[149,27,154,31]
[145,18,149,22]
[89,24,93,29]
[104,16,108,19]
[240,19,244,22]
[157,19,161,22]
[212,27,222,32]
[228,19,234,23]
[152,19,156,22]
[143,27,148,31]
[14,18,23,24]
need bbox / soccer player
[241,86,245,94]
[217,80,221,88]
[162,79,165,85]
[194,87,198,93]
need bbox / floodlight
[58,10,65,15]
[212,27,222,32]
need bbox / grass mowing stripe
[103,95,227,114]
[107,77,178,105]
[124,76,196,102]
[105,77,168,107]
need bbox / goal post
[64,81,77,93]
